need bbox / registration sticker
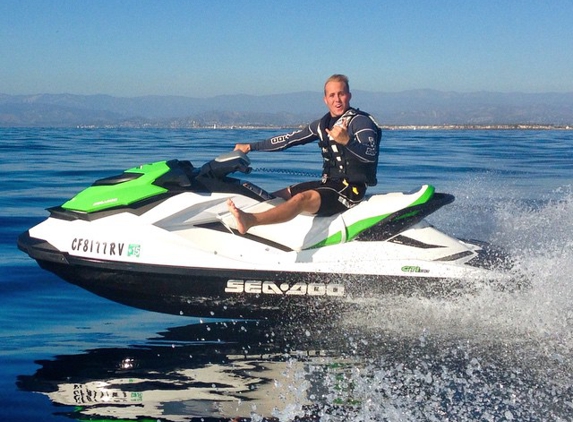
[128,244,141,258]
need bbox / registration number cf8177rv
[225,279,345,297]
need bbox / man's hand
[234,143,251,153]
[326,118,350,145]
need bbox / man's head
[323,74,352,117]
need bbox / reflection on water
[18,320,333,421]
[18,317,573,421]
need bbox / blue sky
[2,0,572,97]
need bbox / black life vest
[317,108,380,186]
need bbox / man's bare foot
[226,198,253,234]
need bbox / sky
[1,0,572,98]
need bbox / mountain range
[1,90,572,128]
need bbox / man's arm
[237,121,320,153]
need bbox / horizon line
[2,89,573,99]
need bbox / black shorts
[289,179,367,217]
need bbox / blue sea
[1,127,572,421]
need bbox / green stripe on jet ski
[307,185,435,249]
[62,161,170,213]
[407,184,435,207]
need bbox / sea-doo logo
[225,279,345,297]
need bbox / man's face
[323,80,352,117]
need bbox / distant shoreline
[74,123,573,131]
[4,91,572,128]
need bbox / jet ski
[18,151,510,320]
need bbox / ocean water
[1,127,572,421]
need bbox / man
[227,74,381,234]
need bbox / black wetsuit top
[249,108,381,186]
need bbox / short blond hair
[324,74,350,94]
